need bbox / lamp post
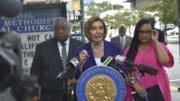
[80,0,86,42]
[176,0,180,55]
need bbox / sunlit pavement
[171,91,180,101]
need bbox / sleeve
[75,66,82,79]
[74,45,84,79]
[160,42,174,67]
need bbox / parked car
[70,33,88,43]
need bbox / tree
[103,10,139,28]
[103,15,117,28]
[139,0,177,24]
[86,1,112,16]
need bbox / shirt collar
[58,38,70,45]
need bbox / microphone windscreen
[101,56,107,62]
[138,64,158,75]
[69,57,80,67]
[101,56,114,66]
[115,55,126,63]
[0,0,22,18]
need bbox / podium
[76,66,126,101]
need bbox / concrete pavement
[167,43,180,101]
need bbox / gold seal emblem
[85,75,117,101]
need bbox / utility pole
[176,0,180,56]
[80,0,86,42]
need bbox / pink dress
[124,42,174,101]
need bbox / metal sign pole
[176,0,180,57]
[80,0,86,43]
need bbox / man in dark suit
[111,25,132,52]
[30,17,83,101]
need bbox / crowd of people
[30,16,174,101]
[1,15,174,101]
[0,0,175,101]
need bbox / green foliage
[103,10,139,28]
[86,0,177,28]
[139,0,177,24]
[71,21,80,30]
[103,15,117,28]
[112,5,123,9]
[86,1,112,16]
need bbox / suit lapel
[51,39,62,66]
[115,37,121,48]
[125,37,130,46]
[68,39,73,59]
[68,38,77,60]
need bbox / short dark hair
[84,16,107,41]
[53,17,70,32]
[118,25,126,32]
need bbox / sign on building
[0,3,67,75]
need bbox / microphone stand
[65,57,83,101]
[66,68,77,101]
[67,79,77,101]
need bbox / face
[119,30,126,36]
[89,21,105,43]
[138,23,152,43]
[54,21,69,42]
[118,26,126,36]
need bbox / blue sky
[84,0,94,4]
[84,0,126,4]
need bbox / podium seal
[76,66,126,101]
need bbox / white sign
[20,32,53,74]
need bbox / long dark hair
[126,19,151,62]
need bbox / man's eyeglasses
[138,30,152,35]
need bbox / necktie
[61,42,67,69]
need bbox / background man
[111,25,132,52]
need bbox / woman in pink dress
[124,19,174,101]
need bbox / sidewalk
[170,83,180,101]
[170,83,180,92]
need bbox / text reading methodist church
[0,3,67,75]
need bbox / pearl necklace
[93,48,103,53]
[91,42,104,53]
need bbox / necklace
[91,42,104,53]
[93,48,103,53]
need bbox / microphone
[115,55,158,76]
[68,57,80,68]
[56,57,80,79]
[101,56,127,75]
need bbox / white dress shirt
[119,36,126,49]
[57,38,70,58]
